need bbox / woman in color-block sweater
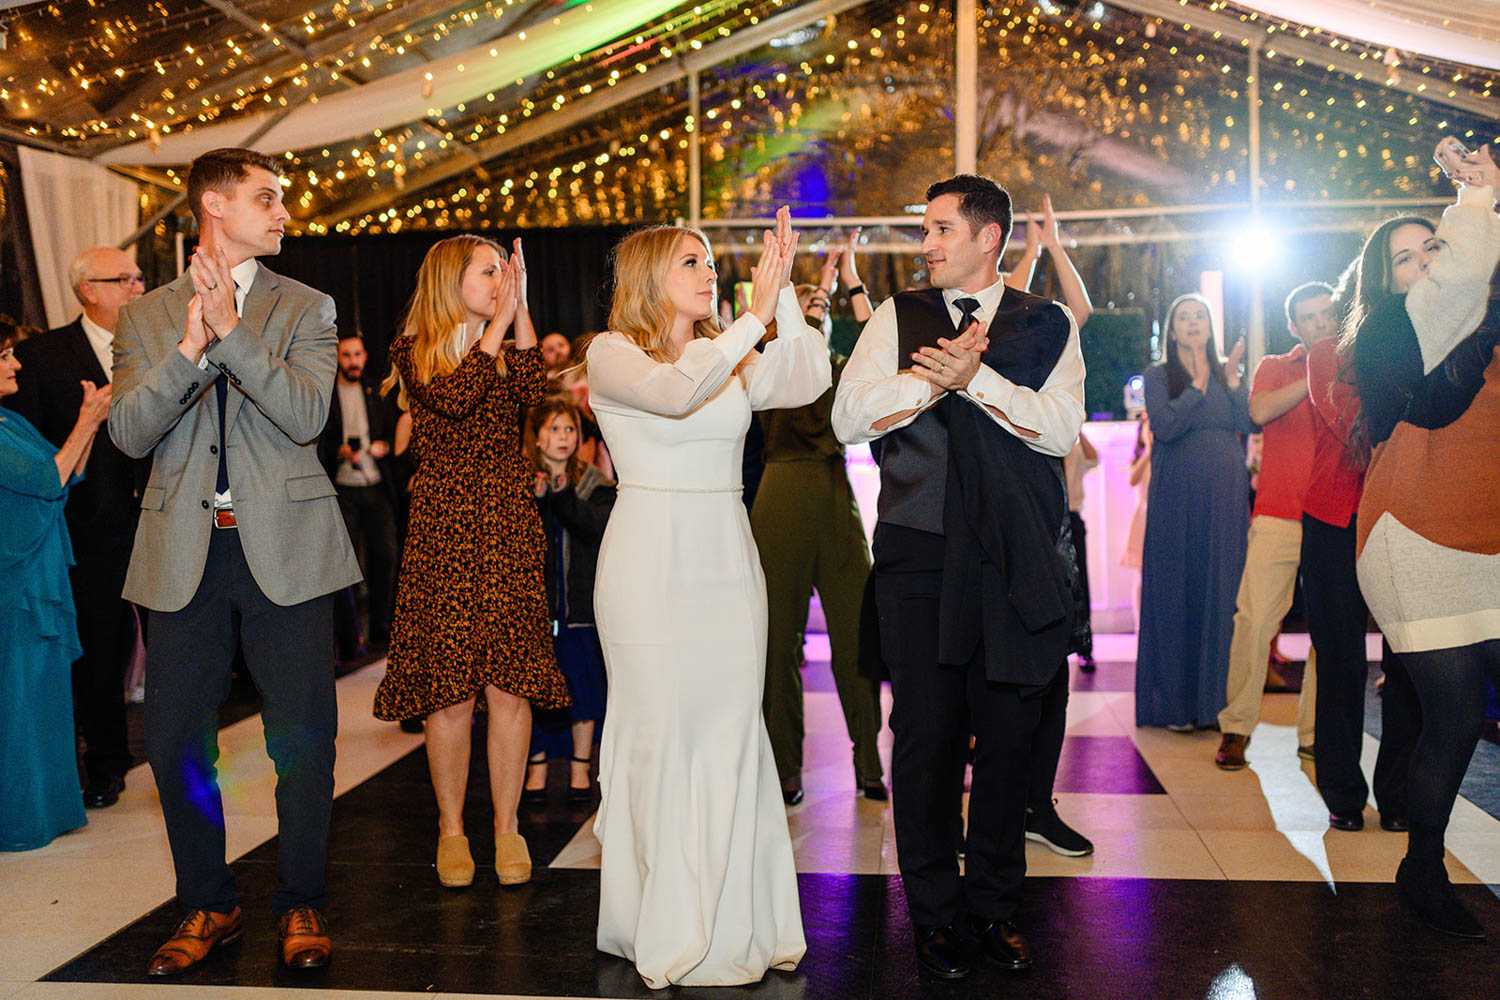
[1346,150,1500,941]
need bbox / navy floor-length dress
[1136,363,1254,728]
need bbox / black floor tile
[1071,660,1134,692]
[1052,736,1165,795]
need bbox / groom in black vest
[832,174,1086,978]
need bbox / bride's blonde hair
[381,234,507,407]
[588,226,721,366]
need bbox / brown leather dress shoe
[1215,733,1249,770]
[278,905,332,968]
[147,907,243,976]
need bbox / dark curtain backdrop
[274,226,631,386]
[0,141,47,329]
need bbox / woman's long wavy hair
[1160,292,1226,399]
[380,234,507,407]
[1333,216,1437,468]
[576,226,721,371]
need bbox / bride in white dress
[585,209,829,988]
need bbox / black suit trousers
[144,528,336,915]
[875,565,1066,928]
[68,544,136,783]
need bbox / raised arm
[586,315,767,418]
[205,293,339,444]
[741,285,832,411]
[398,343,501,421]
[1405,184,1500,373]
[959,303,1086,456]
[1038,196,1093,328]
[110,296,219,458]
[831,297,943,444]
[1142,364,1204,443]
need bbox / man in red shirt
[1215,283,1333,770]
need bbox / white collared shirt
[334,379,380,487]
[203,258,260,507]
[831,276,1086,457]
[78,312,113,382]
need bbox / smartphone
[346,435,361,451]
[1434,136,1471,179]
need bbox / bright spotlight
[1229,226,1277,271]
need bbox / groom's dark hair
[926,174,1013,247]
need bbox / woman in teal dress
[0,323,111,851]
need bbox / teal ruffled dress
[0,408,87,850]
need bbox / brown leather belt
[213,506,237,529]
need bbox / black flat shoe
[858,776,888,801]
[966,916,1032,971]
[915,924,971,979]
[83,775,125,809]
[781,773,803,807]
[1397,856,1485,940]
[1380,814,1410,833]
[1328,811,1365,832]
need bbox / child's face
[537,413,579,464]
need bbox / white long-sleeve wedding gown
[586,286,829,989]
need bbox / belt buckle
[213,506,237,529]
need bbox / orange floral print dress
[374,339,567,719]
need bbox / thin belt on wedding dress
[618,482,744,495]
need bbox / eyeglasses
[85,276,147,287]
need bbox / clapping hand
[839,227,863,288]
[1224,338,1246,391]
[179,293,212,362]
[818,246,842,296]
[76,380,111,432]
[912,321,989,393]
[510,238,529,310]
[491,253,521,334]
[189,245,239,339]
[534,471,550,498]
[748,206,800,325]
[1039,194,1062,251]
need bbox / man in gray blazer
[110,147,360,976]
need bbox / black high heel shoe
[521,759,548,806]
[568,755,594,803]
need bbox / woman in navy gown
[1136,294,1254,729]
[0,322,111,850]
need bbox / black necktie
[213,281,241,496]
[954,296,982,333]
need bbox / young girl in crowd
[1136,294,1253,730]
[374,235,567,889]
[522,397,615,804]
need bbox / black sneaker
[1025,804,1094,857]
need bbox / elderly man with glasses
[4,245,152,809]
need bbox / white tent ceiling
[1233,0,1500,71]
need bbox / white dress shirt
[831,276,1086,457]
[201,257,259,508]
[79,313,114,382]
[334,379,380,487]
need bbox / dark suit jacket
[317,380,400,506]
[4,318,148,553]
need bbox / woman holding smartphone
[1346,141,1500,939]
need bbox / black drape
[274,226,630,386]
[0,141,48,329]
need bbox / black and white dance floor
[5,634,1500,999]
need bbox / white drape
[95,0,683,166]
[1225,1,1500,71]
[18,146,140,329]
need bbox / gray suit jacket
[110,264,361,612]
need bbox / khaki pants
[1217,515,1317,744]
